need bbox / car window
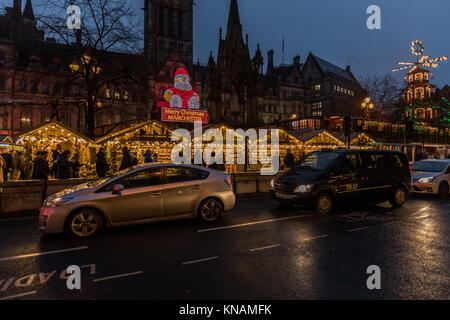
[391,154,408,169]
[362,153,388,170]
[335,154,361,172]
[103,167,163,191]
[165,167,209,184]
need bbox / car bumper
[412,182,438,195]
[38,206,69,234]
[270,190,315,204]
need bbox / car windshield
[411,161,448,173]
[86,166,138,187]
[295,152,340,171]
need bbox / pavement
[0,194,448,300]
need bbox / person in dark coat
[119,147,133,170]
[144,149,153,163]
[55,150,72,179]
[1,151,12,181]
[70,153,82,178]
[284,149,295,169]
[32,151,50,180]
[96,147,109,177]
[130,153,138,167]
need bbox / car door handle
[191,185,201,190]
[148,191,161,197]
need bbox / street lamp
[361,97,374,117]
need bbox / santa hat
[175,68,190,79]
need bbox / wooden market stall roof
[289,129,344,147]
[95,120,176,144]
[0,135,15,145]
[15,121,96,146]
[332,132,376,147]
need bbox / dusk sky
[2,0,449,86]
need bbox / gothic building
[144,0,201,120]
[204,0,367,127]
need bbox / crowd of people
[0,150,26,183]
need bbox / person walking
[1,150,12,181]
[152,152,158,163]
[32,151,50,180]
[70,153,82,178]
[284,149,295,169]
[119,147,133,170]
[130,153,139,167]
[12,151,25,180]
[0,153,6,183]
[96,147,109,177]
[55,150,72,179]
[144,149,153,163]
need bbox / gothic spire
[226,0,243,43]
[23,0,35,20]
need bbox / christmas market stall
[15,121,98,178]
[291,129,345,153]
[95,120,176,172]
[0,135,22,152]
[332,132,376,149]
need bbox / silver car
[39,163,235,238]
[412,159,450,198]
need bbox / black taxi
[270,150,411,214]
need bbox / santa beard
[174,81,192,91]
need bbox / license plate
[275,192,296,200]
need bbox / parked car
[411,159,450,198]
[270,150,411,214]
[39,163,235,238]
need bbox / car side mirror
[113,184,124,195]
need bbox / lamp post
[361,97,374,118]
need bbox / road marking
[347,226,369,232]
[303,234,328,241]
[0,291,37,300]
[93,271,143,282]
[182,256,218,266]
[198,214,310,233]
[249,244,281,252]
[0,246,88,262]
[412,207,429,215]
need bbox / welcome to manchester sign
[161,107,208,124]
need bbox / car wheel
[438,182,449,199]
[315,192,334,214]
[390,186,407,208]
[67,208,103,238]
[198,198,222,222]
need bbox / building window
[20,79,27,92]
[114,90,120,100]
[0,51,5,65]
[159,6,164,34]
[0,75,5,90]
[169,8,173,35]
[124,90,129,101]
[31,81,38,93]
[20,111,33,128]
[105,88,111,98]
[314,84,321,91]
[178,11,183,37]
[42,82,50,94]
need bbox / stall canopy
[332,132,375,149]
[96,120,177,168]
[0,135,20,151]
[290,129,345,151]
[16,121,97,158]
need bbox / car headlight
[45,195,74,207]
[418,177,434,183]
[270,179,275,189]
[294,184,312,193]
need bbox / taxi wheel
[390,186,407,208]
[198,198,222,222]
[438,182,449,199]
[315,193,334,215]
[66,208,103,238]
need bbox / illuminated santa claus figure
[164,68,200,109]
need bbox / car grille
[274,182,295,193]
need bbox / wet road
[0,194,448,300]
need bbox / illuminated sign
[161,107,208,124]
